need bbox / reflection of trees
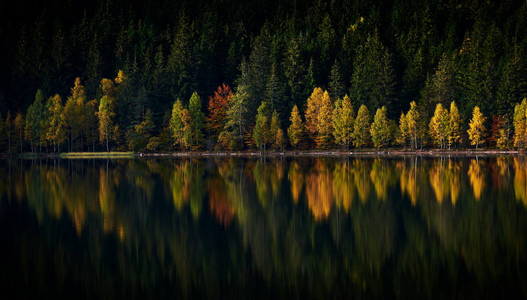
[428,159,461,205]
[467,159,485,200]
[514,157,527,206]
[2,157,527,298]
[305,159,334,220]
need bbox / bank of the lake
[0,149,525,159]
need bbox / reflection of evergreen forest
[1,157,527,298]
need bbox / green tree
[253,101,270,151]
[287,105,304,148]
[188,92,205,148]
[332,95,354,148]
[25,89,47,152]
[370,106,392,148]
[353,104,371,148]
[219,84,250,149]
[467,106,486,149]
[329,59,345,100]
[269,110,280,147]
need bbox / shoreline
[1,149,525,159]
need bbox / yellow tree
[448,101,462,148]
[513,98,527,149]
[467,106,486,149]
[353,104,371,148]
[370,106,392,148]
[46,94,66,152]
[315,90,333,148]
[398,112,408,147]
[304,87,324,137]
[405,101,420,149]
[428,103,449,149]
[332,95,355,148]
[287,105,304,148]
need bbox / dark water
[1,156,527,299]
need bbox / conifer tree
[467,106,486,149]
[332,95,354,148]
[398,112,409,147]
[428,103,450,149]
[219,84,250,149]
[353,104,371,148]
[448,101,462,148]
[304,87,324,136]
[46,94,66,152]
[329,59,345,100]
[25,89,46,152]
[188,92,205,148]
[287,105,304,148]
[405,101,421,149]
[269,110,280,147]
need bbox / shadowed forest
[0,0,526,152]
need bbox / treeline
[1,73,527,153]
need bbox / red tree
[207,84,233,139]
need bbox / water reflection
[1,156,527,298]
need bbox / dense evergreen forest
[1,0,527,152]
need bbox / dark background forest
[0,0,526,148]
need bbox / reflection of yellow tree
[513,158,527,206]
[398,160,419,205]
[305,160,334,220]
[99,167,116,233]
[428,159,461,205]
[252,160,284,206]
[333,160,354,212]
[467,159,485,200]
[369,159,396,200]
[169,160,205,217]
[351,160,371,203]
[288,161,304,204]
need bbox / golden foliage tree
[513,98,527,149]
[287,105,304,148]
[467,106,486,149]
[370,106,392,148]
[428,103,449,149]
[332,95,355,148]
[353,104,371,148]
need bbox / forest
[0,0,526,152]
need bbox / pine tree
[188,92,205,148]
[332,95,354,148]
[353,105,371,148]
[287,105,304,148]
[284,37,307,108]
[370,106,392,148]
[266,63,287,119]
[25,89,47,152]
[467,106,486,149]
[421,53,456,113]
[513,99,527,149]
[428,103,450,149]
[448,101,462,148]
[329,59,345,100]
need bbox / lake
[1,156,527,298]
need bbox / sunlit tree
[332,95,354,148]
[287,105,304,148]
[429,103,449,149]
[370,106,392,148]
[353,104,371,148]
[448,101,462,148]
[467,106,486,149]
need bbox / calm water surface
[1,156,527,298]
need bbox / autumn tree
[63,78,87,151]
[315,90,333,148]
[46,94,66,152]
[332,95,354,148]
[14,113,24,152]
[304,87,325,137]
[169,99,185,148]
[353,104,371,148]
[207,84,233,142]
[429,103,450,149]
[98,92,116,152]
[405,101,421,149]
[448,101,462,148]
[467,106,486,149]
[127,109,155,151]
[370,106,392,148]
[513,99,527,149]
[398,112,408,147]
[269,110,282,149]
[287,105,304,148]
